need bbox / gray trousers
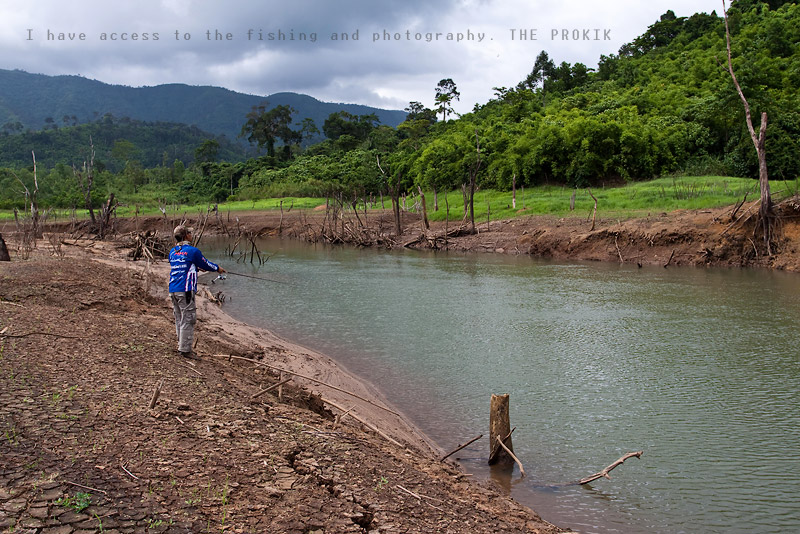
[170,292,196,353]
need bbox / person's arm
[192,248,224,273]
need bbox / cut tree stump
[488,394,514,465]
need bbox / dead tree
[377,154,402,236]
[0,234,10,261]
[723,0,772,253]
[467,131,483,234]
[98,193,118,239]
[73,138,97,227]
[12,151,43,243]
[418,186,430,230]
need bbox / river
[207,237,800,534]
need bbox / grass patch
[426,176,800,222]
[3,176,798,224]
[55,491,91,512]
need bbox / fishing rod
[211,272,290,285]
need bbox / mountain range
[0,69,407,143]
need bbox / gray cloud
[0,0,725,112]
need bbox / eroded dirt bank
[0,242,565,534]
[108,196,800,272]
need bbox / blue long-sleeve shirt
[168,243,220,293]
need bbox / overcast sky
[1,0,725,114]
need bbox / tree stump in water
[488,394,514,465]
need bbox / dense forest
[0,116,245,171]
[1,0,798,211]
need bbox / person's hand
[218,267,226,273]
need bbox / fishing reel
[211,274,227,284]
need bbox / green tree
[194,139,220,164]
[240,103,298,158]
[322,111,380,141]
[435,78,460,122]
[520,51,555,91]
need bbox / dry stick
[721,201,757,235]
[333,406,355,431]
[250,377,292,400]
[148,379,164,410]
[121,463,140,480]
[663,249,676,268]
[614,236,624,264]
[588,187,598,231]
[176,363,202,377]
[65,481,108,494]
[578,451,643,485]
[730,192,749,221]
[1,331,83,339]
[395,484,446,512]
[441,434,483,461]
[322,396,403,448]
[396,484,421,500]
[210,354,401,417]
[496,436,525,477]
[0,301,24,307]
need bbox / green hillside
[0,117,244,171]
[0,70,407,143]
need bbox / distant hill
[0,69,407,143]
[0,118,246,171]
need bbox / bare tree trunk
[468,131,483,234]
[512,173,517,209]
[723,0,771,252]
[351,195,364,228]
[588,187,598,231]
[391,186,402,236]
[0,234,10,261]
[444,192,450,250]
[433,186,439,212]
[376,154,399,235]
[418,186,430,230]
[98,193,117,239]
[31,151,41,238]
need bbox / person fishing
[168,225,225,359]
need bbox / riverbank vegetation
[5,175,800,225]
[0,0,797,222]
